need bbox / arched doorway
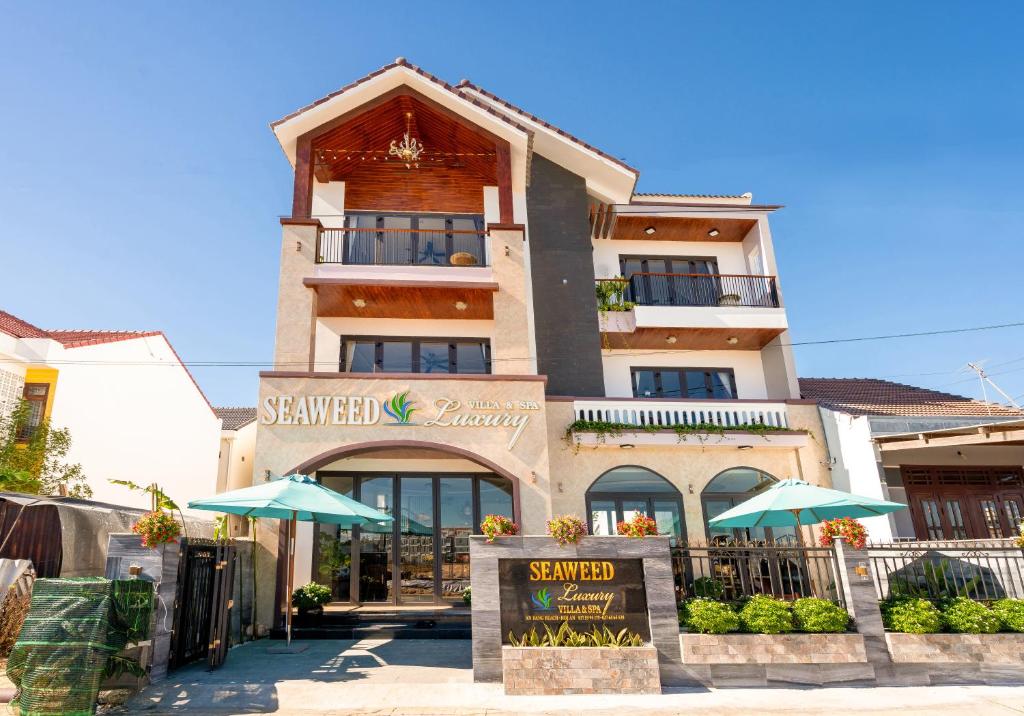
[289,442,517,606]
[701,467,796,544]
[585,466,685,541]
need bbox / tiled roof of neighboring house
[0,310,50,339]
[47,329,163,348]
[214,407,257,431]
[799,378,1024,418]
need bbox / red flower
[819,517,868,550]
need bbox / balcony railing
[572,398,790,429]
[598,273,780,308]
[317,227,488,266]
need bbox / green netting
[5,578,154,716]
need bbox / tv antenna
[966,361,1022,412]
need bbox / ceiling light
[708,228,720,237]
[726,336,739,345]
[619,443,636,449]
[352,299,367,308]
[454,301,468,311]
[666,336,678,344]
[644,226,656,235]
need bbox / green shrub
[690,577,724,599]
[991,598,1024,632]
[881,597,942,634]
[291,582,332,611]
[685,598,739,634]
[792,598,849,633]
[941,597,999,634]
[739,595,794,634]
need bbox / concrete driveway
[115,639,1024,715]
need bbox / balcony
[569,397,807,449]
[317,227,488,267]
[596,274,787,350]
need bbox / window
[344,212,486,266]
[340,337,491,374]
[584,466,685,541]
[631,367,737,399]
[18,383,48,441]
[701,468,795,544]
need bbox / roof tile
[214,407,257,431]
[798,377,1024,417]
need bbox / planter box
[502,645,660,695]
[681,633,867,665]
[886,633,1024,665]
[598,310,636,333]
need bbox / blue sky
[2,2,1023,407]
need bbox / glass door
[399,477,435,602]
[439,477,473,600]
[358,477,394,602]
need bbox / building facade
[801,377,1024,542]
[255,59,833,613]
[0,309,222,510]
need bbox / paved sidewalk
[116,639,1024,715]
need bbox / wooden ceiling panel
[312,282,496,320]
[600,326,784,351]
[611,216,757,243]
[312,93,498,183]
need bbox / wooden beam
[291,137,314,218]
[495,140,513,224]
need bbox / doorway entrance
[313,472,514,605]
[902,465,1024,540]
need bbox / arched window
[701,467,796,544]
[585,466,685,540]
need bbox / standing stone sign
[498,558,650,642]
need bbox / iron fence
[672,543,845,607]
[622,273,780,308]
[867,541,1024,602]
[317,227,487,266]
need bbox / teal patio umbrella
[189,473,392,646]
[707,478,906,545]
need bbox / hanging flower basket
[818,517,868,550]
[132,510,182,549]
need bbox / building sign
[497,558,651,642]
[260,391,539,449]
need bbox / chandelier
[388,112,424,168]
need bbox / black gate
[170,539,236,670]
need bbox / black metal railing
[317,227,487,266]
[673,543,845,607]
[601,273,780,308]
[868,542,1024,602]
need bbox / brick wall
[502,646,661,695]
[681,633,867,665]
[886,633,1024,665]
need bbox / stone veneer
[886,633,1024,665]
[681,633,867,665]
[502,646,661,695]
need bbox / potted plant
[292,582,332,625]
[547,515,587,546]
[616,513,658,538]
[480,514,519,543]
[131,509,181,549]
[818,517,868,550]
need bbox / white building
[801,377,1024,542]
[0,309,221,510]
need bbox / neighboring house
[214,406,256,536]
[800,377,1024,542]
[0,309,221,510]
[256,58,833,613]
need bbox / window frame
[630,366,738,400]
[17,382,49,441]
[339,336,492,375]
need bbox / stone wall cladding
[681,633,867,665]
[886,633,1024,665]
[502,646,661,695]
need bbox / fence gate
[170,539,236,670]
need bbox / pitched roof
[799,378,1024,418]
[214,407,257,431]
[455,80,640,176]
[0,310,50,339]
[47,329,162,348]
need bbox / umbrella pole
[286,513,296,647]
[791,509,805,547]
